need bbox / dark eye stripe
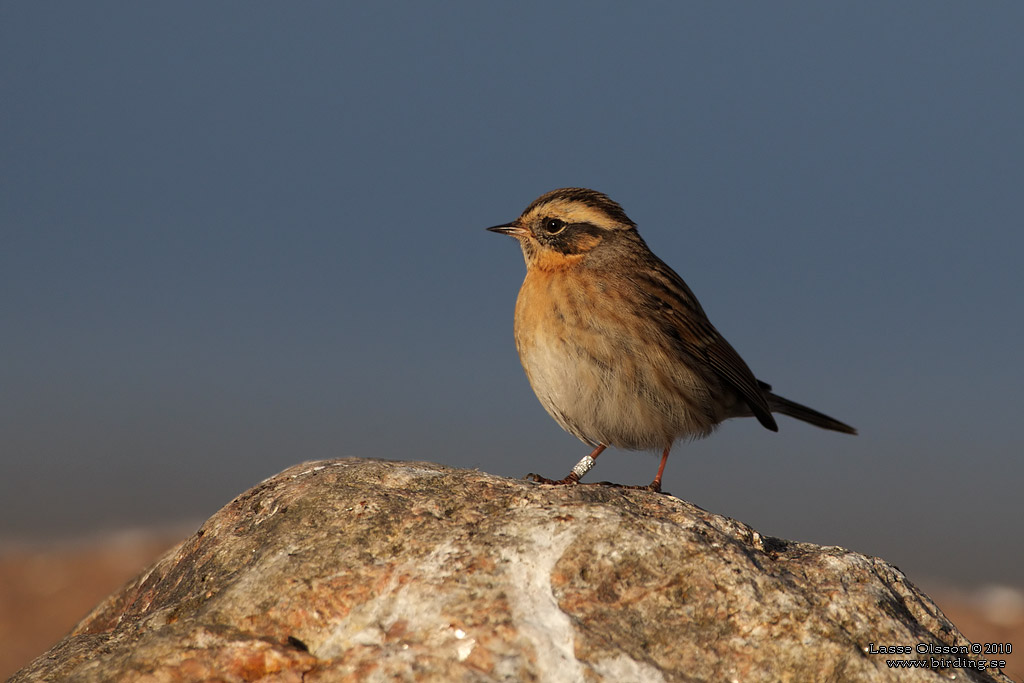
[568,222,601,237]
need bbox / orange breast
[511,263,718,450]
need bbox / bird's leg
[647,447,670,492]
[526,444,606,485]
[617,447,670,493]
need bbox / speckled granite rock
[11,459,1011,682]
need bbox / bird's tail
[767,392,857,435]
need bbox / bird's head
[487,188,640,270]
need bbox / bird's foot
[524,473,579,486]
[597,480,666,494]
[526,474,668,495]
[525,450,604,487]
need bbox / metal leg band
[570,455,596,480]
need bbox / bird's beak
[486,221,527,237]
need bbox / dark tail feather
[767,393,857,435]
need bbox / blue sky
[2,2,1022,587]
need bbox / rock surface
[12,459,1012,682]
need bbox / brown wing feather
[630,254,778,432]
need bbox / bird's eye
[543,218,566,234]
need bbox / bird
[487,187,855,493]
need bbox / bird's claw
[598,480,666,494]
[526,473,667,495]
[525,473,577,485]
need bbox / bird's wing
[629,258,778,432]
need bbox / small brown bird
[488,188,855,492]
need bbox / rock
[12,459,1012,682]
